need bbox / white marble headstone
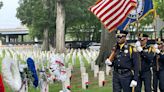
[81,73,89,89]
[94,65,99,78]
[98,71,105,87]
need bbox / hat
[138,33,148,38]
[156,38,163,44]
[116,30,128,36]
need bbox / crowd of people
[106,30,164,92]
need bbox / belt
[114,68,130,74]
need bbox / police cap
[156,38,163,44]
[116,30,128,37]
[138,33,148,38]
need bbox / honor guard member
[135,33,155,92]
[153,38,164,92]
[105,30,139,92]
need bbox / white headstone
[62,76,71,91]
[94,65,99,78]
[68,63,73,71]
[91,61,95,71]
[81,73,89,89]
[66,68,72,79]
[72,50,76,65]
[106,65,112,75]
[98,71,105,87]
[80,67,86,75]
[40,80,49,92]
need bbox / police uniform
[135,33,155,92]
[153,38,164,92]
[106,31,139,92]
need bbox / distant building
[0,26,29,44]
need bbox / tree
[96,27,116,68]
[154,0,164,20]
[64,0,101,42]
[0,1,3,9]
[55,0,102,53]
[56,0,65,53]
[17,0,101,51]
[17,0,56,51]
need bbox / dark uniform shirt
[113,43,139,81]
[140,45,155,72]
[153,51,164,71]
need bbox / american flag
[89,0,137,32]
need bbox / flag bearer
[153,38,164,92]
[105,30,139,92]
[135,33,155,92]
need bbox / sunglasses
[157,43,163,45]
[139,38,147,41]
[116,35,126,38]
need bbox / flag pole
[136,0,139,34]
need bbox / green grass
[0,53,113,92]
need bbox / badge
[124,49,128,53]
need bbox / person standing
[105,30,139,92]
[135,33,155,92]
[153,38,164,92]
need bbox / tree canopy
[0,1,3,9]
[16,0,101,42]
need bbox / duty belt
[114,68,130,74]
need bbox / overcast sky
[0,0,21,28]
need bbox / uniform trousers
[135,70,152,92]
[153,70,164,92]
[113,70,132,92]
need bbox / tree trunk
[41,0,50,51]
[42,28,49,51]
[96,27,116,68]
[56,0,65,53]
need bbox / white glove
[130,80,137,87]
[137,46,143,52]
[135,41,141,47]
[154,44,158,49]
[155,49,160,54]
[105,59,112,65]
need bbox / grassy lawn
[0,53,113,92]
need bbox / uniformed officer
[105,30,139,92]
[153,38,164,92]
[135,33,155,92]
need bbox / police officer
[135,33,155,92]
[153,38,164,92]
[105,30,139,92]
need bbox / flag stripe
[94,0,114,15]
[102,0,128,23]
[95,0,118,15]
[98,0,123,19]
[105,1,133,26]
[108,6,135,31]
[90,0,105,13]
[89,0,137,32]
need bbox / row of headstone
[0,47,102,92]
